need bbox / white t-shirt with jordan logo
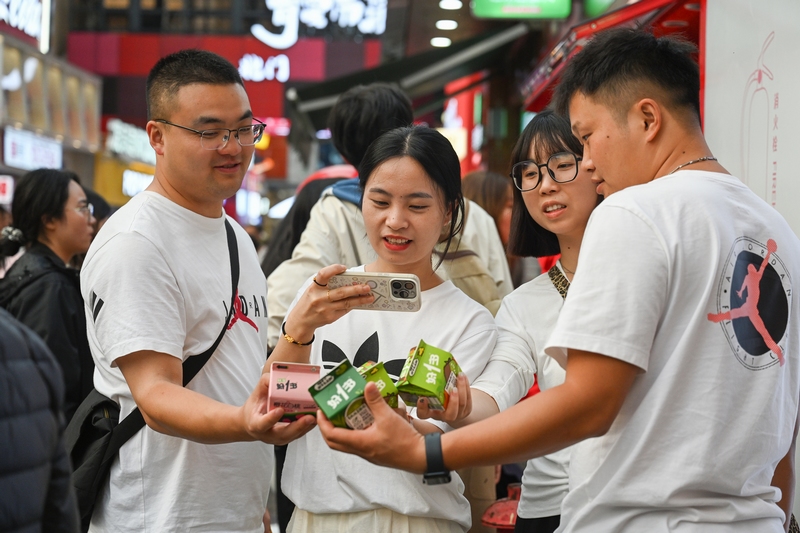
[545,171,800,532]
[281,267,498,531]
[81,192,272,533]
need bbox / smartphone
[267,362,321,422]
[327,272,422,312]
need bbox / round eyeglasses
[155,119,266,151]
[510,152,582,192]
[74,203,94,219]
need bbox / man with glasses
[80,50,315,532]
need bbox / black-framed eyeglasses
[154,118,265,150]
[510,152,583,192]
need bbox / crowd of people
[1,25,799,533]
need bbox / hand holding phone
[327,272,421,312]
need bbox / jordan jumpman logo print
[227,290,258,331]
[708,239,784,365]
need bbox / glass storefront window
[82,81,100,147]
[66,75,84,143]
[47,66,66,136]
[24,56,46,129]
[3,45,26,123]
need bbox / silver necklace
[669,156,717,174]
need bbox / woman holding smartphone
[417,110,600,533]
[269,125,497,533]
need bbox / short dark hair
[146,49,244,120]
[328,83,413,168]
[553,27,700,124]
[358,126,465,262]
[507,110,585,257]
[0,168,81,260]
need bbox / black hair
[328,83,413,168]
[84,188,111,221]
[507,110,585,257]
[358,125,465,264]
[553,27,700,124]
[0,168,81,260]
[146,49,244,120]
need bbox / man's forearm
[137,380,253,444]
[441,351,638,470]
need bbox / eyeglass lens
[513,152,579,190]
[200,125,263,150]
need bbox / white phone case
[327,272,422,312]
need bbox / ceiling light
[439,0,462,10]
[436,20,458,30]
[431,37,452,48]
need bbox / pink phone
[267,362,321,422]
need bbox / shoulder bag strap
[102,219,240,464]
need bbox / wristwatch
[423,432,451,485]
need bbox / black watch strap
[423,432,451,485]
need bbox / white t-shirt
[282,267,498,531]
[545,171,800,532]
[81,192,273,533]
[471,266,572,519]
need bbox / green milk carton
[357,361,399,409]
[308,360,374,429]
[395,340,462,411]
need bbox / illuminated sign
[122,168,154,197]
[106,118,156,165]
[251,0,388,50]
[3,126,62,170]
[471,0,570,19]
[0,0,51,53]
[239,53,290,83]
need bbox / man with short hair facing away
[319,28,800,533]
[81,50,315,532]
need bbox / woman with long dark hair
[0,168,96,420]
[269,125,497,533]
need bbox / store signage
[471,0,570,19]
[106,118,156,166]
[0,0,43,39]
[3,126,61,170]
[121,168,154,197]
[0,175,13,204]
[251,0,387,50]
[239,53,290,83]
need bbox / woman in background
[0,168,96,420]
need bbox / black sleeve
[9,276,84,418]
[261,177,347,278]
[24,324,81,533]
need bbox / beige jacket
[266,189,512,349]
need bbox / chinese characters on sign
[251,0,388,50]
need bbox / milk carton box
[395,340,462,411]
[267,362,321,422]
[309,360,374,429]
[357,361,399,408]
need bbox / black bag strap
[100,219,240,465]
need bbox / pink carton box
[268,362,321,422]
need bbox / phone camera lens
[399,290,408,298]
[392,281,402,289]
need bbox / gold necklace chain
[669,156,717,174]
